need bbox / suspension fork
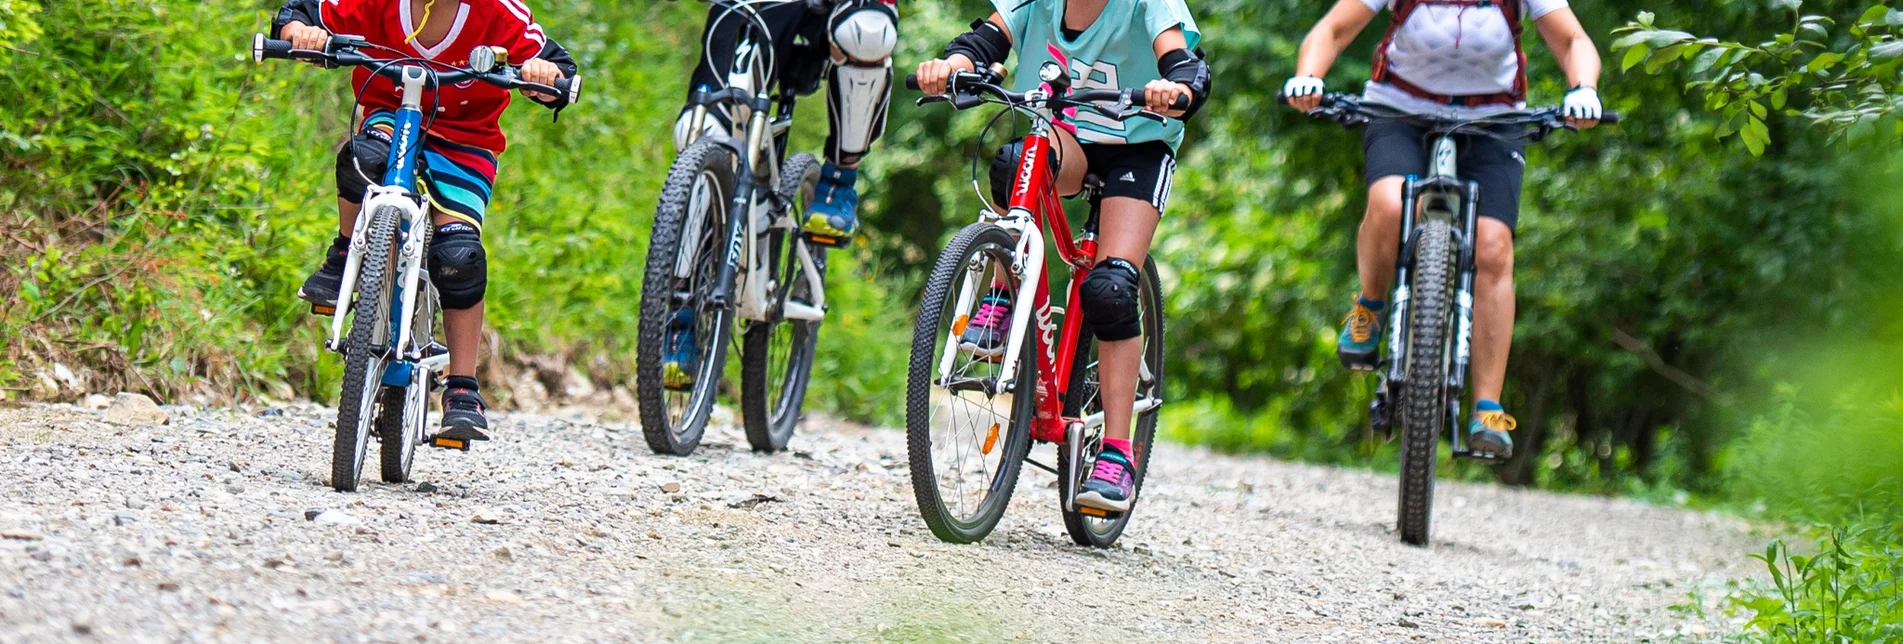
[1446,180,1482,450]
[1383,175,1421,387]
[710,93,773,309]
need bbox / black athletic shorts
[1076,140,1177,216]
[1363,118,1527,231]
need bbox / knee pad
[334,126,392,203]
[829,2,897,62]
[824,2,895,164]
[1080,258,1143,342]
[334,124,390,201]
[673,106,733,151]
[428,222,487,310]
[988,139,1056,207]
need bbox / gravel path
[0,402,1765,642]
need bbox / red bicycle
[902,66,1178,546]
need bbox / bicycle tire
[333,206,398,492]
[741,152,823,453]
[376,385,415,483]
[1398,218,1455,546]
[1061,256,1165,548]
[905,223,1033,544]
[637,138,737,456]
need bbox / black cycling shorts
[1363,118,1527,231]
[1075,140,1177,216]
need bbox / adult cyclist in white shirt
[1283,0,1603,459]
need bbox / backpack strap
[1369,0,1529,106]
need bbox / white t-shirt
[1357,0,1567,116]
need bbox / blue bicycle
[252,33,579,491]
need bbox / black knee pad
[1080,257,1143,342]
[429,222,486,310]
[335,127,393,203]
[989,139,1055,207]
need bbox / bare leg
[1093,197,1160,443]
[432,210,482,379]
[1358,177,1406,301]
[1468,218,1515,403]
[338,198,361,238]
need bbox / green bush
[1730,524,1903,642]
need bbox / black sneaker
[298,238,349,308]
[438,385,490,442]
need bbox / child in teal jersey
[914,0,1211,513]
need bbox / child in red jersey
[273,0,577,439]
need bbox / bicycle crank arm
[1061,420,1084,513]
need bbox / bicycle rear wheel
[1398,219,1455,546]
[1060,256,1165,548]
[333,206,398,492]
[637,139,736,456]
[741,152,823,453]
[905,223,1033,544]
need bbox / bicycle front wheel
[905,223,1035,544]
[1398,218,1455,546]
[637,139,736,456]
[741,152,823,453]
[333,205,399,492]
[1060,256,1165,548]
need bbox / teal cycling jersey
[992,0,1200,150]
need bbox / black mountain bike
[637,0,828,455]
[1288,92,1616,545]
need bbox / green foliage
[1616,2,1903,151]
[1730,525,1903,642]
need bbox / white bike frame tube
[391,202,429,358]
[737,100,774,322]
[1431,137,1458,179]
[995,212,1045,386]
[327,206,376,349]
[935,256,984,379]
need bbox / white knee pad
[673,108,733,151]
[830,5,896,63]
[828,62,889,160]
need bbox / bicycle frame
[933,106,1160,447]
[678,26,826,325]
[1381,134,1482,455]
[323,65,449,384]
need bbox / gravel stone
[0,404,1766,641]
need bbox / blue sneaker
[1076,443,1136,512]
[662,308,697,390]
[1467,402,1516,460]
[1337,296,1385,371]
[802,164,859,246]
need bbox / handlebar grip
[1599,111,1621,125]
[1171,94,1190,111]
[552,74,582,107]
[904,73,921,91]
[253,34,293,63]
[1276,90,1289,105]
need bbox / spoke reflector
[982,423,999,455]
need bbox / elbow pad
[944,20,1011,69]
[1158,48,1212,121]
[272,0,323,38]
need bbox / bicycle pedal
[1076,506,1124,520]
[801,232,851,248]
[311,303,337,317]
[430,435,472,451]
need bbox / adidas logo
[1118,171,1136,182]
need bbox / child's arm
[498,10,577,107]
[272,0,330,50]
[1148,27,1209,119]
[915,13,1010,95]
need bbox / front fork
[1373,177,1481,451]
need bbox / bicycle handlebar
[252,34,581,109]
[1275,91,1617,140]
[905,71,1189,122]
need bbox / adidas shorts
[1078,140,1177,216]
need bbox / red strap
[1370,0,1529,104]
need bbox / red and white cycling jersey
[312,0,554,152]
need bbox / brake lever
[915,95,952,107]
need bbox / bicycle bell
[467,45,508,74]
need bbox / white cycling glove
[1283,75,1325,100]
[1563,86,1602,121]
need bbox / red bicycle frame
[1000,129,1097,445]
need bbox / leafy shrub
[1731,524,1903,642]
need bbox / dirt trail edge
[0,404,1763,642]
